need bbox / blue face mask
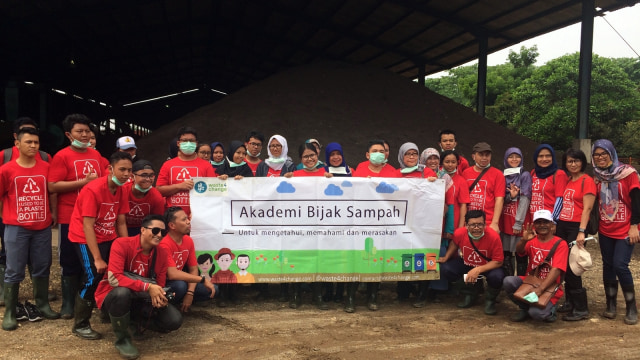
[134,184,151,193]
[369,152,386,165]
[179,142,197,155]
[111,175,125,187]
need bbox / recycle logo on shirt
[23,178,41,194]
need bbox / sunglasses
[144,226,167,236]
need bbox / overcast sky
[430,4,640,77]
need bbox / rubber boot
[32,277,60,320]
[413,281,429,308]
[502,252,514,277]
[367,282,379,311]
[507,293,529,322]
[562,288,589,321]
[602,280,618,319]
[72,294,102,340]
[278,283,289,302]
[344,282,357,313]
[484,287,500,315]
[621,284,638,325]
[457,282,478,308]
[289,283,301,309]
[557,290,573,313]
[322,283,334,303]
[110,312,140,359]
[0,265,5,307]
[515,254,528,276]
[1,283,18,331]
[61,275,79,319]
[312,282,329,310]
[334,283,344,302]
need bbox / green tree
[508,45,539,68]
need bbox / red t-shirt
[49,146,107,224]
[0,159,52,230]
[559,174,596,223]
[398,167,437,178]
[518,236,568,305]
[461,166,506,225]
[159,234,198,271]
[457,156,470,174]
[293,168,327,177]
[68,176,130,244]
[353,163,400,178]
[266,167,282,177]
[122,182,166,229]
[452,227,503,266]
[156,156,216,215]
[94,235,170,309]
[245,160,261,176]
[596,174,640,239]
[450,173,471,229]
[529,170,568,218]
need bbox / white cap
[569,245,593,276]
[117,136,136,150]
[533,209,554,223]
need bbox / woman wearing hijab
[592,139,640,325]
[529,144,568,222]
[556,148,596,321]
[209,142,226,171]
[256,135,296,177]
[216,141,254,179]
[398,144,436,178]
[500,147,532,278]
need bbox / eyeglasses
[248,142,262,147]
[404,152,419,157]
[302,154,317,160]
[269,144,282,149]
[135,173,155,179]
[593,152,609,158]
[467,223,485,229]
[566,159,581,164]
[144,227,167,236]
[198,151,211,155]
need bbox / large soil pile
[138,61,539,170]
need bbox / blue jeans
[503,276,556,321]
[3,225,52,283]
[166,280,218,304]
[599,233,635,286]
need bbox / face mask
[468,230,485,240]
[400,165,418,174]
[111,175,125,187]
[476,161,491,169]
[179,142,197,155]
[268,157,285,163]
[210,160,224,166]
[250,152,261,158]
[303,161,319,171]
[134,184,151,193]
[369,152,385,165]
[445,168,457,175]
[70,137,90,149]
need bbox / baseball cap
[472,142,491,153]
[306,138,322,149]
[117,136,137,150]
[533,209,555,223]
[132,159,153,172]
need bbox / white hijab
[265,135,289,171]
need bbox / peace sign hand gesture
[522,223,536,242]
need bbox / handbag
[513,239,563,309]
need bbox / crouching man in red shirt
[95,215,182,359]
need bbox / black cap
[132,159,154,172]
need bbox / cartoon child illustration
[197,253,215,282]
[212,247,238,284]
[235,254,255,283]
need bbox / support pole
[476,36,488,117]
[574,0,595,160]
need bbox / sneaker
[24,301,44,322]
[16,302,29,321]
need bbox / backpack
[2,147,49,164]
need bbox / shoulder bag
[513,239,563,308]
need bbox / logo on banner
[195,181,207,193]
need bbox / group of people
[1,115,639,359]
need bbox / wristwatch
[200,276,206,284]
[578,228,586,233]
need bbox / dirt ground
[2,231,640,360]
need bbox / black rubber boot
[515,254,528,276]
[334,283,344,302]
[344,282,357,313]
[457,283,478,308]
[621,284,638,325]
[562,288,590,321]
[322,283,334,303]
[367,282,379,311]
[507,294,529,322]
[502,252,514,277]
[32,277,60,320]
[289,283,301,309]
[110,312,140,359]
[312,282,329,310]
[413,281,428,308]
[60,275,79,319]
[484,287,500,315]
[278,283,289,302]
[2,283,18,331]
[0,265,5,307]
[602,280,618,319]
[557,291,573,313]
[72,294,102,340]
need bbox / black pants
[74,241,113,301]
[102,287,182,332]
[555,220,583,291]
